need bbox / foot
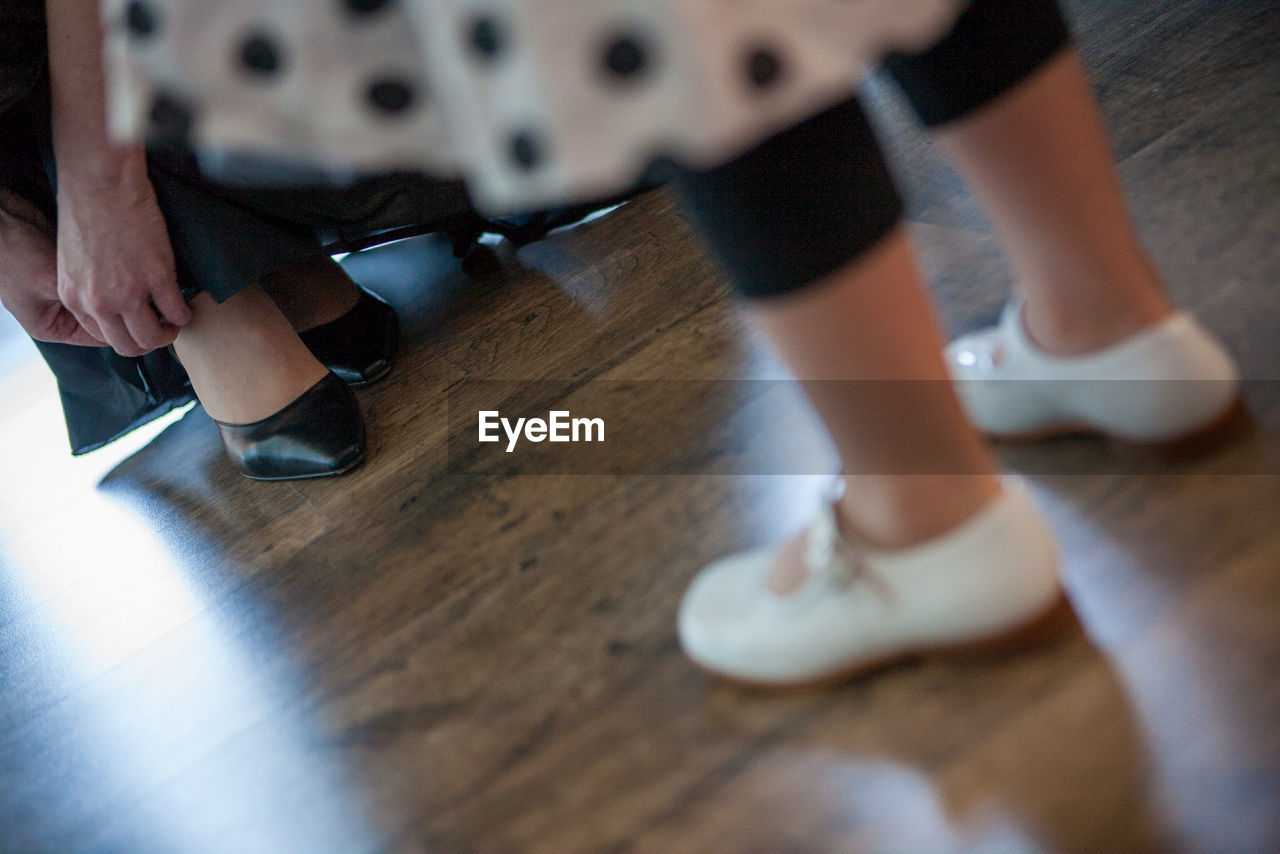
[298,287,399,387]
[768,474,1002,594]
[1020,292,1174,357]
[262,256,399,387]
[174,286,330,425]
[215,372,367,480]
[261,256,361,333]
[678,480,1067,688]
[946,301,1240,444]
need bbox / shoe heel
[1105,395,1251,461]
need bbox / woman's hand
[46,0,192,357]
[54,162,190,356]
[0,190,104,347]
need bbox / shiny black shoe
[298,288,399,387]
[214,372,367,481]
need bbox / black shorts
[673,0,1071,299]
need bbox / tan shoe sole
[694,592,1079,693]
[984,395,1250,461]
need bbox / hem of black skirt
[69,391,198,456]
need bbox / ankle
[174,290,330,424]
[836,475,1003,550]
[262,257,360,332]
[1020,292,1174,357]
[767,475,1002,595]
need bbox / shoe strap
[803,490,894,603]
[998,298,1033,363]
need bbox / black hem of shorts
[883,0,1072,128]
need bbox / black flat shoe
[214,372,366,481]
[298,288,399,387]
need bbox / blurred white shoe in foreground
[678,481,1069,689]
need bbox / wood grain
[1,1,1277,851]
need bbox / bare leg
[753,228,1002,591]
[259,255,360,333]
[934,50,1173,355]
[173,284,329,424]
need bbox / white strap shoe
[946,303,1241,445]
[677,481,1069,689]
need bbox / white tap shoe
[945,303,1241,446]
[677,481,1071,689]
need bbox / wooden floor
[2,2,1278,851]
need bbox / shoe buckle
[805,497,894,603]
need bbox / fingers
[61,284,185,356]
[149,279,193,328]
[122,302,179,352]
[48,307,107,347]
[57,285,117,351]
[96,314,149,357]
[11,300,108,347]
[68,305,165,357]
[50,170,190,356]
[42,304,158,351]
[62,326,109,347]
[59,293,142,355]
[74,310,107,345]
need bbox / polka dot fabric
[101,0,961,212]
